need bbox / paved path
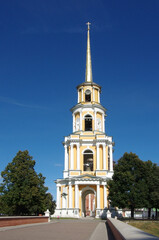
[0,219,115,240]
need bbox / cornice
[63,137,114,146]
[70,103,106,113]
[76,82,101,91]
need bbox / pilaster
[70,143,74,170]
[97,183,100,209]
[56,184,61,209]
[75,184,79,208]
[64,145,68,171]
[104,184,107,208]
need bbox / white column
[82,88,84,102]
[96,144,100,170]
[77,143,80,170]
[104,185,107,208]
[69,182,72,208]
[98,90,100,103]
[64,145,68,171]
[56,184,61,209]
[102,114,105,132]
[70,143,74,170]
[103,143,106,170]
[110,145,113,171]
[75,183,79,208]
[73,113,75,132]
[97,183,100,209]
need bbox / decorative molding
[81,186,96,195]
[81,147,95,154]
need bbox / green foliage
[0,150,49,216]
[44,193,56,214]
[144,161,159,212]
[107,152,148,217]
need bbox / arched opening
[85,89,91,102]
[82,189,95,217]
[83,150,93,171]
[85,114,92,131]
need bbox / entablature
[63,134,114,146]
[55,173,113,186]
[76,82,101,91]
[70,104,106,114]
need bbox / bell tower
[53,23,114,218]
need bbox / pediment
[72,173,98,179]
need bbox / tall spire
[85,22,93,82]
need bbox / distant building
[53,23,114,218]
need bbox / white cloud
[54,163,63,167]
[0,96,48,110]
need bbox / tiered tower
[54,23,114,218]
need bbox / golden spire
[85,22,93,82]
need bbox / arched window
[85,89,91,102]
[85,115,92,131]
[83,150,93,171]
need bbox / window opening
[85,89,91,102]
[83,150,93,171]
[85,115,92,131]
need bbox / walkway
[0,219,115,240]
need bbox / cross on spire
[86,22,91,30]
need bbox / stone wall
[0,216,49,227]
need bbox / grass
[128,221,159,237]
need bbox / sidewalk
[0,219,114,240]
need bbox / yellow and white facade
[54,23,114,218]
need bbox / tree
[152,165,159,219]
[107,152,148,218]
[144,161,159,219]
[0,150,48,216]
[44,193,56,214]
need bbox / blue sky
[0,0,159,199]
